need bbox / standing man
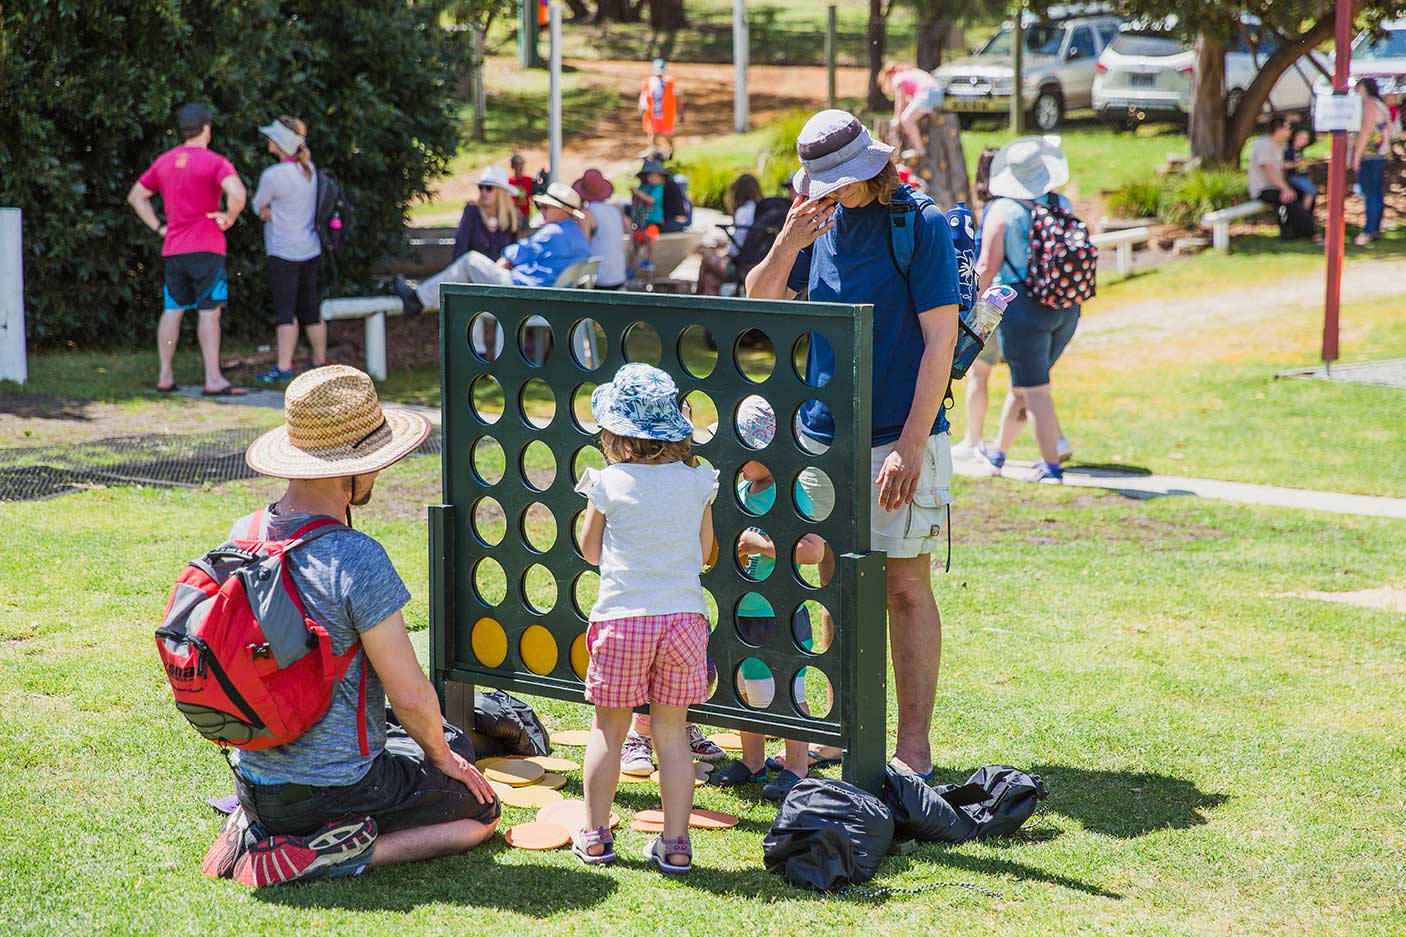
[128,102,247,396]
[640,58,682,159]
[747,110,961,783]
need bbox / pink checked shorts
[584,612,710,709]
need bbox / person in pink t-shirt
[128,103,248,396]
[879,62,946,160]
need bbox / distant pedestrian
[127,102,247,396]
[1353,78,1394,246]
[453,167,523,263]
[573,169,628,290]
[508,153,535,221]
[251,116,326,384]
[628,157,667,276]
[640,59,682,159]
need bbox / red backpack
[1012,194,1097,310]
[155,509,369,755]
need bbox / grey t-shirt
[232,508,410,787]
[251,161,322,262]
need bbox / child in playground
[628,158,667,276]
[879,61,946,160]
[573,363,718,873]
[708,396,838,800]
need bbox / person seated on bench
[392,182,589,314]
[452,166,523,263]
[1249,115,1318,243]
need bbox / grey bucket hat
[790,109,895,200]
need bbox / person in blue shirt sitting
[393,182,590,315]
[746,109,961,785]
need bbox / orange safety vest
[538,0,549,27]
[640,75,677,134]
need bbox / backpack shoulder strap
[229,507,270,541]
[887,185,932,280]
[284,517,349,550]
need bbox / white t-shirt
[1247,136,1282,198]
[576,460,719,620]
[586,201,627,287]
[252,161,322,262]
[729,200,757,258]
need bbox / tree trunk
[867,0,888,112]
[914,8,949,72]
[1189,33,1228,165]
[562,0,590,19]
[1225,14,1335,166]
[879,112,970,209]
[594,0,640,23]
[646,0,685,30]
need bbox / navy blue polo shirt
[788,189,961,446]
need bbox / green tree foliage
[0,0,465,346]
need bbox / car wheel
[1030,88,1063,132]
[956,113,974,129]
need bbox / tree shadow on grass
[1029,764,1227,838]
[252,838,615,915]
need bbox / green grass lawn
[2,466,1404,934]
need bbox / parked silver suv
[934,13,1123,131]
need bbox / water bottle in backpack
[951,285,1016,380]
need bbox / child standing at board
[573,363,718,873]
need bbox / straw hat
[533,181,586,219]
[987,135,1069,200]
[245,365,431,479]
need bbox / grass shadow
[252,838,615,914]
[1030,764,1227,838]
[1230,231,1406,257]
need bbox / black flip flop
[202,385,247,397]
[155,383,180,394]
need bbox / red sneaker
[202,807,258,880]
[232,816,377,887]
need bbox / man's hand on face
[430,748,496,804]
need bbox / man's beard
[350,476,375,506]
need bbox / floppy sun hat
[533,181,587,219]
[590,363,693,443]
[987,135,1069,201]
[259,118,304,156]
[790,109,895,201]
[572,169,614,203]
[476,165,517,194]
[245,365,431,479]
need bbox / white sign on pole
[1313,92,1363,133]
[0,208,27,385]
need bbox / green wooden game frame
[431,285,890,792]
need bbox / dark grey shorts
[234,717,501,836]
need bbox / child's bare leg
[739,731,766,773]
[583,706,633,851]
[649,703,694,864]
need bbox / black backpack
[463,689,551,758]
[732,196,791,277]
[762,778,895,891]
[314,169,352,255]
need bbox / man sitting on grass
[204,365,500,887]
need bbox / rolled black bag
[467,690,551,758]
[882,764,1047,843]
[763,778,894,891]
[959,765,1046,838]
[881,766,979,843]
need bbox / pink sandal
[644,834,692,874]
[572,826,616,865]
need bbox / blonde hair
[858,161,902,206]
[278,115,313,181]
[599,429,694,466]
[481,186,523,234]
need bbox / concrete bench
[1090,226,1150,276]
[1201,201,1274,251]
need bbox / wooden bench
[1201,201,1274,251]
[1090,226,1151,276]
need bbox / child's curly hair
[600,429,695,466]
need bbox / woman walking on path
[453,167,522,263]
[973,136,1078,483]
[1354,78,1394,246]
[747,110,962,783]
[252,116,325,384]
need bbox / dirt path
[1077,256,1406,347]
[423,58,870,222]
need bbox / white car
[1094,22,1327,124]
[1315,20,1406,96]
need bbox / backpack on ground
[155,509,368,754]
[314,169,352,255]
[466,689,552,758]
[763,778,895,891]
[881,764,1047,843]
[1010,193,1097,309]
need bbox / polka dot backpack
[1018,194,1098,309]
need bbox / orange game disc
[490,781,564,808]
[524,755,581,772]
[539,799,620,830]
[550,730,593,747]
[630,817,665,833]
[536,772,568,790]
[635,808,740,830]
[708,733,744,751]
[505,821,571,850]
[485,760,545,786]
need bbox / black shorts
[163,252,227,311]
[233,715,500,836]
[268,255,321,327]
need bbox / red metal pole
[1322,0,1353,365]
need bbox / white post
[364,312,387,382]
[548,3,563,183]
[1117,239,1132,275]
[0,209,26,385]
[733,0,749,133]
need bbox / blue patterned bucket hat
[590,363,693,442]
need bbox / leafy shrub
[675,114,802,211]
[0,0,465,347]
[1108,169,1248,227]
[1105,177,1165,220]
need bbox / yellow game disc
[505,820,571,850]
[708,732,744,751]
[485,759,545,786]
[524,755,581,772]
[475,757,508,771]
[539,799,619,830]
[550,730,592,747]
[491,781,564,808]
[536,772,568,790]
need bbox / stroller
[720,196,790,296]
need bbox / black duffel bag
[763,778,895,891]
[882,764,1046,843]
[465,689,551,758]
